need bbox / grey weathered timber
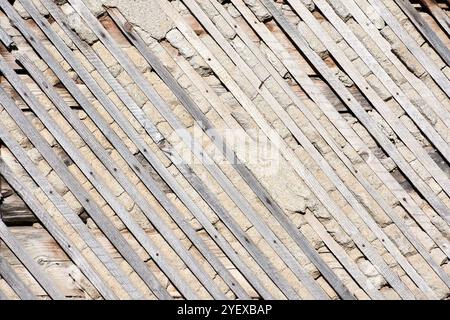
[394,0,450,65]
[16,0,232,300]
[231,0,450,260]
[0,218,65,299]
[0,253,35,300]
[248,0,450,227]
[154,0,418,300]
[181,0,438,299]
[418,0,450,37]
[0,106,143,299]
[0,81,171,300]
[41,0,291,300]
[369,0,450,98]
[286,0,450,204]
[0,25,13,48]
[0,148,116,299]
[71,0,329,299]
[212,0,450,290]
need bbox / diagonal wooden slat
[285,0,450,205]
[0,253,35,300]
[0,218,65,299]
[0,25,14,49]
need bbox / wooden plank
[368,0,450,97]
[0,254,35,300]
[394,0,450,65]
[233,0,450,261]
[0,25,14,49]
[0,218,65,299]
[70,0,318,300]
[0,148,115,299]
[0,102,143,300]
[41,0,285,300]
[0,83,171,302]
[235,0,450,228]
[418,0,450,37]
[187,0,444,298]
[16,0,229,300]
[153,0,419,300]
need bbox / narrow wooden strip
[394,0,450,65]
[0,99,143,300]
[287,0,450,206]
[0,25,14,48]
[212,0,450,288]
[184,0,441,299]
[16,0,227,300]
[368,0,450,97]
[231,0,450,259]
[70,0,319,300]
[0,218,65,299]
[0,253,35,300]
[43,0,282,299]
[0,71,171,300]
[418,0,450,37]
[0,149,116,299]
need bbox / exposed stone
[326,0,351,22]
[366,73,392,101]
[259,42,288,77]
[61,4,98,44]
[357,258,387,289]
[243,0,272,22]
[105,0,173,41]
[384,224,415,256]
[297,21,328,59]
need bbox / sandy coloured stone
[243,0,272,22]
[297,21,329,59]
[326,0,351,22]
